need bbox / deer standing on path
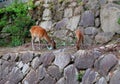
[75,29,84,50]
[30,26,56,50]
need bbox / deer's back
[30,26,47,38]
[75,29,83,41]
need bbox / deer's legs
[32,37,35,50]
[38,39,41,50]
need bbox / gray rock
[74,6,83,16]
[40,21,52,31]
[99,0,107,5]
[42,8,52,20]
[2,53,18,62]
[85,0,100,10]
[0,59,2,65]
[108,0,120,3]
[0,79,7,84]
[100,3,120,33]
[66,15,80,31]
[0,66,9,81]
[55,18,69,30]
[4,81,15,84]
[47,65,61,80]
[80,10,95,27]
[64,8,73,18]
[82,68,99,84]
[1,60,15,79]
[64,64,79,84]
[84,27,98,36]
[92,50,102,59]
[57,10,64,20]
[94,54,118,76]
[73,50,86,58]
[53,30,68,40]
[2,53,11,60]
[74,50,97,69]
[44,0,51,4]
[22,69,38,84]
[110,70,120,84]
[40,74,56,84]
[20,52,34,63]
[31,56,41,69]
[84,35,93,46]
[7,67,23,84]
[69,1,77,7]
[56,77,65,84]
[21,63,30,76]
[41,52,55,67]
[95,32,114,44]
[34,0,41,6]
[37,65,47,80]
[16,61,24,69]
[43,3,50,8]
[96,77,107,84]
[53,52,71,70]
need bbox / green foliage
[113,1,120,5]
[77,71,85,82]
[77,0,82,2]
[10,36,22,47]
[118,18,120,25]
[0,16,7,28]
[0,0,35,47]
[58,0,70,4]
[0,39,7,46]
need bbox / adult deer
[30,26,56,50]
[75,29,84,50]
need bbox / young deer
[75,29,84,50]
[30,26,56,50]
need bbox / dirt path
[0,43,120,59]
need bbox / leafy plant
[0,0,35,47]
[113,1,120,5]
[10,36,22,47]
[77,0,82,2]
[0,16,7,28]
[118,18,120,25]
[77,70,85,82]
[0,39,7,46]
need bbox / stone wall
[0,0,120,84]
[0,0,28,8]
[0,43,120,84]
[30,0,120,46]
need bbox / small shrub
[10,36,22,47]
[113,1,120,5]
[0,39,7,46]
[77,70,85,82]
[0,0,35,47]
[118,18,120,25]
[0,16,7,28]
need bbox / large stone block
[110,70,120,84]
[95,32,114,44]
[94,54,118,76]
[74,50,98,70]
[64,64,79,84]
[100,3,120,34]
[53,52,71,70]
[79,10,95,27]
[82,68,99,84]
[66,15,80,31]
